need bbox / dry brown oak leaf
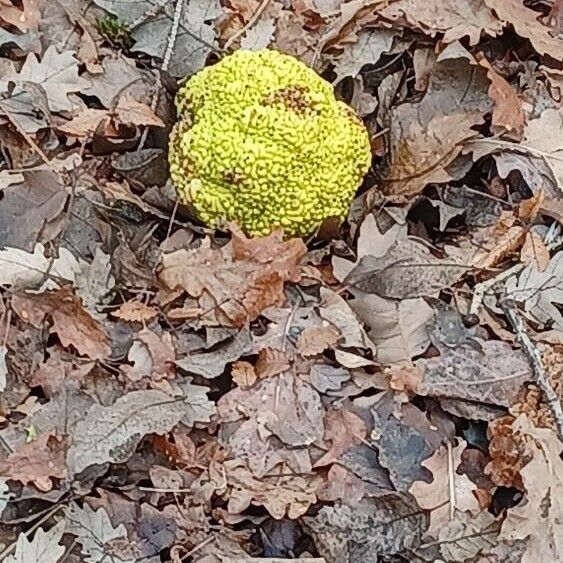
[159,226,306,327]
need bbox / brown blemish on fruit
[263,86,313,114]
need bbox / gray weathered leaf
[93,0,160,21]
[426,299,479,351]
[345,240,467,299]
[371,393,442,491]
[309,364,350,393]
[0,29,41,53]
[505,250,563,331]
[240,14,277,50]
[6,521,66,563]
[303,494,428,561]
[0,170,68,252]
[75,248,115,317]
[175,377,215,426]
[333,28,399,81]
[176,329,252,378]
[465,108,563,197]
[415,340,530,407]
[2,46,89,112]
[428,198,466,231]
[66,388,209,475]
[437,510,500,561]
[65,503,133,563]
[0,81,50,133]
[0,244,81,290]
[442,185,502,227]
[83,54,156,108]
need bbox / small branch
[0,504,64,561]
[162,0,185,73]
[223,0,271,51]
[138,486,193,493]
[469,263,523,316]
[497,289,563,441]
[446,439,456,520]
[139,0,184,150]
[3,110,55,171]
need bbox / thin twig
[223,0,271,50]
[497,289,563,441]
[0,504,64,561]
[446,440,456,520]
[281,295,301,352]
[470,224,562,315]
[139,0,185,150]
[3,111,55,171]
[152,198,179,272]
[163,0,186,72]
[180,536,214,561]
[138,486,193,493]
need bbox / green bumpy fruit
[168,49,372,237]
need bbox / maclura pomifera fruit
[168,49,372,237]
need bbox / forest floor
[0,0,562,562]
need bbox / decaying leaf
[83,54,156,108]
[371,393,443,491]
[486,415,528,488]
[0,170,67,252]
[423,510,501,561]
[66,503,131,563]
[315,409,366,467]
[223,459,321,519]
[296,325,340,356]
[0,434,67,492]
[12,288,111,361]
[303,494,429,561]
[334,216,434,364]
[409,440,481,539]
[0,243,80,290]
[159,228,305,327]
[499,416,563,563]
[333,28,398,81]
[309,363,350,393]
[123,328,175,383]
[217,369,324,476]
[520,230,550,271]
[485,0,563,59]
[6,521,66,563]
[381,49,490,199]
[505,250,563,331]
[0,0,42,32]
[176,328,251,378]
[415,339,531,407]
[66,387,212,476]
[111,300,159,323]
[345,239,467,299]
[378,0,503,45]
[476,53,524,136]
[2,46,89,112]
[466,108,563,197]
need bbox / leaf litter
[0,0,562,561]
